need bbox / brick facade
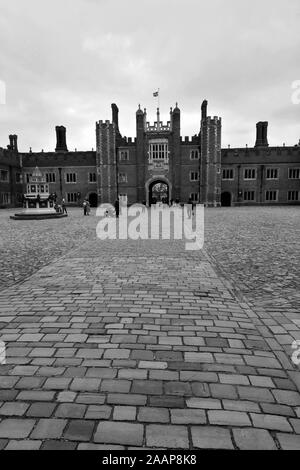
[0,100,299,208]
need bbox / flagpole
[158,88,160,109]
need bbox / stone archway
[145,176,172,206]
[221,192,232,207]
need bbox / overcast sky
[0,0,299,152]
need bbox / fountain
[10,166,68,220]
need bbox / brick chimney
[111,103,119,130]
[255,122,269,147]
[55,126,68,152]
[8,134,18,151]
[201,100,208,121]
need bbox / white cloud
[0,0,299,150]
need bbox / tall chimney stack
[201,100,208,121]
[12,135,18,152]
[55,126,68,152]
[111,103,119,130]
[255,121,269,147]
[8,135,14,150]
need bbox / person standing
[114,198,120,218]
[83,200,87,216]
[86,200,91,216]
[62,198,67,215]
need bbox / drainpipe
[237,165,241,206]
[260,165,264,204]
[58,168,63,198]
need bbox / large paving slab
[0,207,299,449]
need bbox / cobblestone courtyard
[0,206,299,450]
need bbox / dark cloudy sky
[0,0,299,152]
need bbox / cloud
[0,0,299,151]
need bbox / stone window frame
[189,171,199,182]
[25,173,32,183]
[288,168,300,179]
[0,192,10,204]
[190,149,199,160]
[46,172,56,183]
[190,192,199,202]
[0,169,9,182]
[222,168,234,180]
[148,139,169,163]
[88,172,97,183]
[243,190,255,201]
[288,190,300,202]
[266,167,279,180]
[66,192,78,203]
[65,172,77,184]
[265,190,278,202]
[243,168,257,180]
[119,150,129,161]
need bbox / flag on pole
[153,90,159,97]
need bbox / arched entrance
[88,192,98,207]
[221,192,232,207]
[149,181,169,206]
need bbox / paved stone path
[0,207,299,449]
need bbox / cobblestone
[0,207,299,449]
[233,428,276,450]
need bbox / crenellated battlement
[181,135,200,144]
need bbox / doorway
[221,192,232,207]
[88,192,98,207]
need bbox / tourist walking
[62,198,67,215]
[86,200,91,216]
[83,200,87,216]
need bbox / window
[25,173,32,183]
[46,173,56,183]
[288,191,300,201]
[190,171,199,182]
[0,170,9,182]
[190,193,199,202]
[67,193,78,203]
[244,168,256,180]
[266,168,279,179]
[66,173,76,183]
[149,141,168,162]
[0,193,10,204]
[119,150,129,161]
[243,191,255,201]
[265,190,278,202]
[118,173,127,183]
[289,168,300,179]
[89,172,97,183]
[190,150,199,160]
[16,172,22,183]
[222,169,234,180]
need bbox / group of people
[54,198,67,214]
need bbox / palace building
[0,100,299,208]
